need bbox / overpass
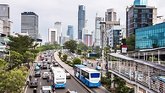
[108,53,165,93]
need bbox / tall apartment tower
[126,0,157,37]
[0,4,11,35]
[54,22,62,45]
[67,25,74,40]
[105,8,120,30]
[94,16,104,47]
[21,12,38,39]
[78,5,85,40]
[48,28,57,44]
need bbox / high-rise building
[21,12,38,39]
[94,16,104,47]
[48,28,57,44]
[134,0,147,6]
[67,25,73,39]
[0,4,11,35]
[126,0,157,37]
[84,33,92,47]
[105,8,120,30]
[107,26,122,48]
[54,22,62,44]
[78,5,85,40]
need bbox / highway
[24,51,89,93]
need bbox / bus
[74,65,101,87]
[52,67,66,88]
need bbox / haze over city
[0,0,160,42]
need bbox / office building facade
[94,17,103,47]
[21,12,38,39]
[67,25,73,39]
[134,0,147,6]
[48,28,57,44]
[126,1,157,37]
[136,22,165,49]
[54,22,62,44]
[78,5,85,40]
[107,26,122,48]
[105,8,120,30]
[0,4,10,35]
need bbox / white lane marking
[40,89,42,93]
[24,85,28,93]
[40,82,41,86]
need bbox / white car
[42,72,49,79]
[66,72,71,79]
[41,86,53,93]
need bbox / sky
[0,0,162,43]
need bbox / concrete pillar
[134,85,139,93]
[152,53,153,62]
[111,73,114,89]
[158,50,160,64]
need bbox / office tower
[105,8,120,30]
[21,12,38,39]
[48,28,57,44]
[94,16,103,47]
[84,33,92,47]
[107,26,122,48]
[126,0,157,37]
[0,4,10,35]
[54,22,62,44]
[78,5,85,40]
[67,25,74,39]
[134,0,147,6]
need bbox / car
[41,86,53,93]
[95,66,101,71]
[37,63,42,67]
[66,72,71,79]
[42,72,49,79]
[82,62,87,66]
[29,78,38,88]
[35,71,41,77]
[34,66,40,71]
[54,62,59,67]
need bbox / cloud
[0,0,163,43]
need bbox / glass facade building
[136,22,165,49]
[134,0,147,6]
[67,25,73,39]
[78,5,85,40]
[126,5,157,37]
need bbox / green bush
[58,52,62,58]
[63,54,68,62]
[72,58,81,65]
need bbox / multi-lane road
[24,51,88,93]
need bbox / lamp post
[99,21,109,75]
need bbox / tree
[126,35,135,51]
[72,58,81,65]
[62,54,68,62]
[8,35,34,54]
[5,51,23,70]
[77,42,88,51]
[64,40,77,53]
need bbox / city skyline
[0,0,160,43]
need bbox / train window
[91,73,100,78]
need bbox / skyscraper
[105,8,120,30]
[94,16,103,47]
[78,5,85,40]
[134,0,147,6]
[0,4,11,35]
[48,28,57,44]
[21,12,38,39]
[126,1,157,37]
[67,25,74,39]
[84,33,92,47]
[54,22,62,44]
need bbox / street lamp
[99,21,109,75]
